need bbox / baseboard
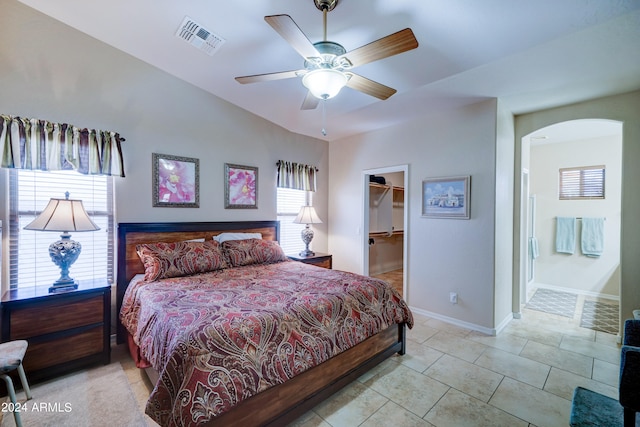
[528,282,619,302]
[409,305,514,337]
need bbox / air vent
[175,16,226,56]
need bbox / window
[9,170,114,288]
[559,165,605,200]
[276,188,309,254]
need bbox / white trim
[409,306,513,337]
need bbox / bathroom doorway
[518,119,623,335]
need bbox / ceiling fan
[235,0,419,110]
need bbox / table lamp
[293,205,322,257]
[24,192,100,292]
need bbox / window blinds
[559,165,605,200]
[9,170,114,288]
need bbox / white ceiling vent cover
[176,16,226,56]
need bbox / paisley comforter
[120,260,413,426]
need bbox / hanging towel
[529,237,540,260]
[581,217,605,257]
[555,217,576,254]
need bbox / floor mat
[526,288,577,318]
[580,300,619,334]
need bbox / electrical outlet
[450,292,458,304]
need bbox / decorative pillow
[136,240,228,281]
[213,232,262,243]
[222,239,288,267]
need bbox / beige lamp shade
[293,206,322,225]
[24,193,100,232]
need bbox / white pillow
[213,232,262,243]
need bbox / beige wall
[530,133,622,297]
[329,99,513,334]
[0,0,329,292]
[515,90,640,331]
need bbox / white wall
[329,99,509,332]
[515,90,640,331]
[530,133,622,297]
[0,0,329,291]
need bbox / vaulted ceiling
[17,0,640,141]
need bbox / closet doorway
[363,165,408,299]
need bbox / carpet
[580,300,619,335]
[1,363,146,427]
[526,288,577,318]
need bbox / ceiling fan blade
[346,73,397,100]
[235,70,304,84]
[338,28,418,68]
[265,14,319,59]
[300,91,320,110]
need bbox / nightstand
[1,278,111,383]
[288,252,332,269]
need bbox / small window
[276,188,310,255]
[559,165,605,200]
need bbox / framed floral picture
[225,163,258,209]
[422,175,470,219]
[152,153,199,207]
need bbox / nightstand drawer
[10,295,104,339]
[287,253,332,269]
[312,257,332,269]
[23,327,104,371]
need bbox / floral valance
[1,115,125,177]
[276,160,317,192]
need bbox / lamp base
[49,282,78,293]
[298,249,316,257]
[48,233,82,293]
[300,225,316,258]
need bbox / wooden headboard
[115,221,280,343]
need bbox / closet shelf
[369,230,404,238]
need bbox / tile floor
[115,301,622,427]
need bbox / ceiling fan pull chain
[321,98,327,136]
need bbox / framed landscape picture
[422,175,470,219]
[225,163,258,209]
[152,153,199,208]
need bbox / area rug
[526,288,577,318]
[1,363,146,427]
[580,300,619,335]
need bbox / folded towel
[581,217,605,257]
[556,217,576,254]
[529,237,540,260]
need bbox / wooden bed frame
[116,221,407,426]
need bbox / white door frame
[362,164,409,299]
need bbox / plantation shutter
[559,165,605,200]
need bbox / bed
[116,221,412,426]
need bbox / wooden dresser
[288,252,332,269]
[1,278,111,383]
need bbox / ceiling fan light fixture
[302,69,348,99]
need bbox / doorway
[362,165,408,299]
[517,119,623,334]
